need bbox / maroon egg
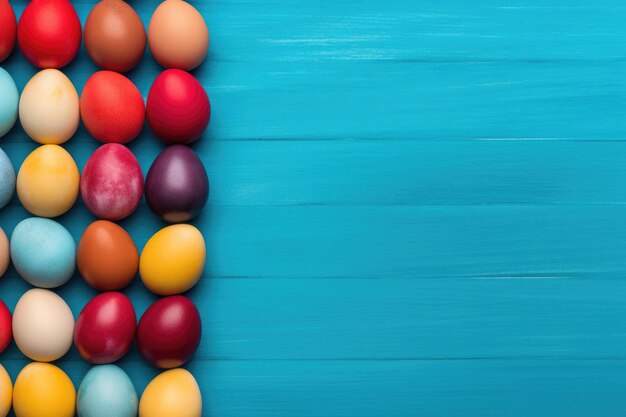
[74,292,136,364]
[145,145,209,223]
[81,143,144,220]
[137,296,201,369]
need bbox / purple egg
[145,145,209,222]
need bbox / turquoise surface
[3,0,626,416]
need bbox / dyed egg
[148,0,208,70]
[146,69,210,144]
[17,0,82,68]
[140,369,201,417]
[19,69,80,144]
[80,71,145,144]
[0,0,16,63]
[13,362,75,417]
[0,68,18,137]
[0,228,7,278]
[78,365,138,417]
[0,300,10,354]
[0,147,14,210]
[0,365,10,417]
[77,220,139,291]
[74,292,136,364]
[12,289,74,362]
[140,224,205,295]
[81,144,144,220]
[17,145,79,217]
[137,296,201,369]
[145,145,209,222]
[84,0,146,72]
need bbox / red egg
[0,299,11,354]
[17,0,82,68]
[137,296,201,369]
[81,143,144,220]
[74,292,136,364]
[0,0,16,63]
[146,69,210,144]
[81,71,145,144]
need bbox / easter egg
[137,296,201,369]
[0,364,10,417]
[12,289,74,362]
[0,1,16,63]
[17,145,79,217]
[0,147,14,210]
[77,220,139,291]
[19,69,80,144]
[74,292,136,364]
[78,365,138,417]
[145,145,209,222]
[139,369,201,417]
[0,68,18,137]
[146,69,210,144]
[17,0,82,68]
[0,300,11,354]
[140,224,205,295]
[81,144,144,220]
[80,71,145,144]
[0,228,7,278]
[84,0,146,72]
[13,362,75,417]
[148,0,208,70]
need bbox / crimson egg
[0,299,10,354]
[0,0,16,63]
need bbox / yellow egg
[0,365,11,417]
[13,362,75,417]
[140,224,205,295]
[19,69,80,145]
[17,145,79,218]
[139,369,201,417]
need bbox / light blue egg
[0,147,15,209]
[78,365,138,417]
[10,217,76,288]
[0,68,18,138]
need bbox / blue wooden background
[4,0,626,416]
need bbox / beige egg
[0,227,8,277]
[19,69,80,144]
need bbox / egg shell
[0,68,18,137]
[17,144,80,218]
[84,0,146,72]
[0,1,16,63]
[145,145,209,222]
[0,228,8,278]
[80,71,145,144]
[13,362,76,417]
[148,0,209,70]
[0,147,15,210]
[137,296,201,369]
[0,299,11,354]
[80,143,144,220]
[140,224,205,295]
[0,364,11,417]
[146,69,210,144]
[78,365,138,417]
[139,368,202,417]
[74,292,136,364]
[77,220,139,291]
[19,69,80,144]
[17,0,82,68]
[12,289,74,362]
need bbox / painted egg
[148,0,208,70]
[0,364,10,417]
[0,147,14,210]
[74,292,136,364]
[17,145,79,217]
[19,69,80,144]
[0,0,16,63]
[13,362,75,417]
[0,68,18,137]
[145,145,209,222]
[77,220,139,291]
[140,224,205,295]
[139,369,201,417]
[84,0,146,72]
[12,288,74,362]
[0,300,10,354]
[78,365,138,417]
[146,69,210,144]
[81,144,144,220]
[17,0,82,68]
[80,71,145,144]
[0,228,7,278]
[137,296,201,369]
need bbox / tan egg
[0,227,8,277]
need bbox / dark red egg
[137,296,201,369]
[0,299,11,354]
[74,292,136,364]
[17,0,82,68]
[0,0,16,63]
[146,69,210,144]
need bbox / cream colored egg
[19,69,80,144]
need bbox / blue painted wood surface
[3,0,626,416]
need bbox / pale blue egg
[10,217,76,288]
[78,365,138,417]
[0,68,18,137]
[0,147,15,209]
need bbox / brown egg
[77,220,139,291]
[84,0,146,72]
[0,227,8,277]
